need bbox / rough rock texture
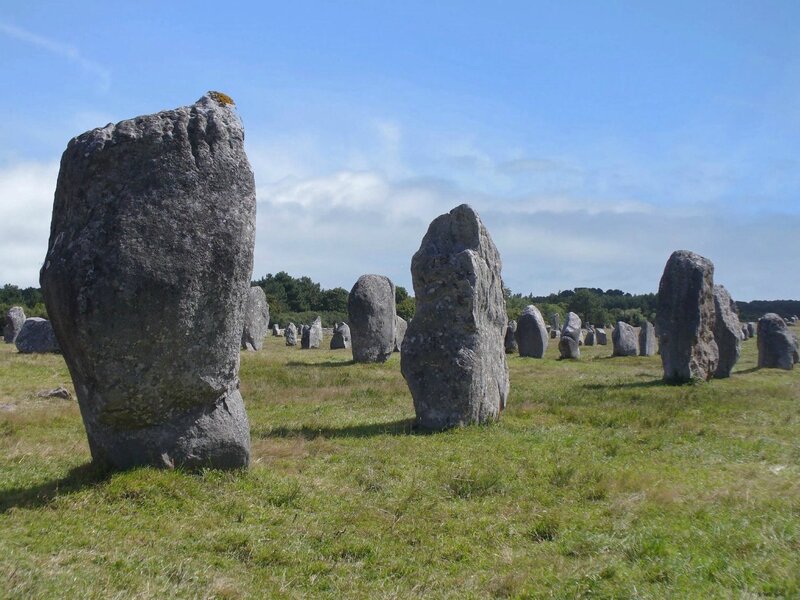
[712,285,741,378]
[284,323,297,346]
[559,312,581,359]
[504,320,518,353]
[15,318,60,353]
[584,328,596,346]
[401,204,509,429]
[757,313,795,370]
[612,322,638,356]
[301,317,322,349]
[516,305,548,358]
[550,313,561,332]
[348,275,396,363]
[241,286,269,351]
[330,322,351,349]
[4,306,26,343]
[639,321,656,356]
[595,328,608,345]
[40,93,254,470]
[656,250,719,382]
[394,316,408,352]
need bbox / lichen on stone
[208,91,235,106]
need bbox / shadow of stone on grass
[254,418,427,440]
[0,461,110,513]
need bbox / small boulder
[284,323,298,346]
[595,328,608,345]
[612,322,638,356]
[4,306,26,343]
[757,313,795,370]
[516,305,548,358]
[36,386,72,400]
[330,322,351,350]
[15,318,60,354]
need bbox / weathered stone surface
[757,313,795,370]
[578,328,588,346]
[712,285,741,377]
[516,305,548,358]
[741,324,749,340]
[656,250,719,382]
[550,328,560,339]
[348,275,396,363]
[504,320,518,353]
[595,328,608,345]
[4,306,26,343]
[241,286,269,351]
[639,321,656,356]
[15,318,60,354]
[559,312,581,359]
[330,322,351,349]
[284,323,297,346]
[747,322,756,338]
[394,316,408,352]
[300,320,322,349]
[612,322,638,356]
[37,386,72,399]
[550,313,561,332]
[272,324,283,336]
[40,93,254,470]
[401,204,509,429]
[584,328,596,346]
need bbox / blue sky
[2,1,799,300]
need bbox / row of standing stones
[5,93,795,471]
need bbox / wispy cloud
[0,22,111,92]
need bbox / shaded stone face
[301,317,322,349]
[394,316,408,353]
[241,286,269,351]
[330,322,351,349]
[595,328,608,345]
[757,313,795,370]
[747,322,756,338]
[655,250,719,382]
[4,306,26,343]
[584,328,596,346]
[15,318,60,354]
[559,312,582,359]
[284,323,298,346]
[401,204,509,429]
[40,93,255,470]
[516,305,548,358]
[638,321,656,356]
[504,319,518,353]
[712,285,741,378]
[612,322,638,356]
[348,275,396,363]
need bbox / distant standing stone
[550,328,560,340]
[559,312,581,359]
[612,322,638,356]
[584,327,596,346]
[4,306,26,343]
[40,93,255,469]
[285,323,298,346]
[656,250,719,382]
[15,317,60,353]
[741,324,749,340]
[516,305,548,358]
[595,328,608,345]
[747,322,756,338]
[401,204,509,429]
[241,286,269,351]
[639,321,656,356]
[712,285,741,378]
[272,324,282,337]
[330,322,351,349]
[757,313,795,370]
[394,316,408,352]
[550,313,561,332]
[504,319,518,354]
[300,320,322,349]
[348,274,396,363]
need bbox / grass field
[1,330,799,599]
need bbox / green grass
[1,331,799,599]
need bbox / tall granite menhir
[348,274,396,363]
[401,204,509,429]
[40,93,255,470]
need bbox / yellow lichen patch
[208,91,235,106]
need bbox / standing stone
[394,315,408,352]
[348,275,396,363]
[595,328,608,345]
[330,322,351,349]
[639,321,656,356]
[550,313,561,332]
[515,305,548,358]
[712,285,741,378]
[300,317,322,349]
[4,306,26,343]
[612,322,638,356]
[550,328,560,340]
[741,324,749,340]
[241,286,269,351]
[40,93,254,470]
[504,320,518,354]
[757,313,795,370]
[559,312,581,359]
[584,327,596,346]
[656,250,719,382]
[747,322,756,338]
[15,318,60,353]
[401,204,509,429]
[284,323,298,346]
[272,324,282,337]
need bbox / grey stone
[747,322,756,338]
[15,318,60,354]
[712,285,741,378]
[639,321,656,356]
[757,313,795,370]
[272,324,283,337]
[37,386,72,399]
[348,274,396,363]
[4,306,26,343]
[284,323,297,346]
[550,328,560,340]
[550,313,561,332]
[300,320,322,349]
[40,93,254,470]
[330,322,351,349]
[612,322,638,356]
[516,305,548,358]
[595,328,608,345]
[559,312,582,358]
[401,204,509,429]
[241,286,269,351]
[578,328,588,346]
[394,315,408,352]
[741,324,749,340]
[584,327,596,346]
[656,250,719,382]
[504,320,518,353]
